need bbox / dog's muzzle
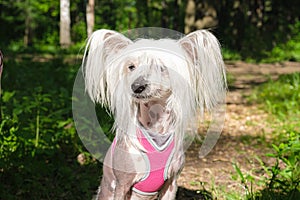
[131,77,148,94]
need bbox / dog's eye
[160,66,167,72]
[128,64,136,71]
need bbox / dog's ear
[178,30,227,111]
[83,29,132,105]
[85,29,131,57]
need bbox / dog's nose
[131,81,148,94]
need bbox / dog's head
[122,52,172,102]
[82,29,226,144]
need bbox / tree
[86,0,95,38]
[184,0,218,34]
[184,0,196,34]
[24,0,33,46]
[60,0,71,48]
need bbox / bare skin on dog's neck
[138,100,173,147]
[138,99,172,132]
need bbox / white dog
[82,29,226,199]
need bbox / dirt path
[176,61,300,199]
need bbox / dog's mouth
[132,93,151,100]
[132,88,171,101]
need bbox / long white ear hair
[178,30,227,113]
[82,29,132,106]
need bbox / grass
[250,73,300,130]
[222,48,241,61]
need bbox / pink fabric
[133,129,174,194]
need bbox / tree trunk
[184,0,196,34]
[24,13,33,47]
[86,0,95,38]
[24,0,33,47]
[60,0,71,48]
[184,0,218,34]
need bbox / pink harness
[112,128,175,196]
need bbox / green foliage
[72,21,87,43]
[233,73,300,199]
[265,132,300,197]
[1,0,299,62]
[263,21,300,63]
[0,55,108,199]
[250,73,300,122]
[0,0,60,45]
[1,0,300,198]
[222,48,241,61]
[218,0,300,62]
[232,132,300,200]
[231,163,256,198]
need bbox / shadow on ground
[176,187,212,200]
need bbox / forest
[0,0,300,199]
[0,0,300,61]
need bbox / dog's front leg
[96,146,118,200]
[97,166,135,200]
[112,169,137,200]
[111,139,146,200]
[159,151,184,200]
[96,165,116,199]
[159,177,178,200]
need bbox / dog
[82,29,226,199]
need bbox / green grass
[250,73,300,126]
[222,48,242,61]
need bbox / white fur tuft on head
[83,29,132,105]
[178,30,227,113]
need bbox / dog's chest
[132,128,175,195]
